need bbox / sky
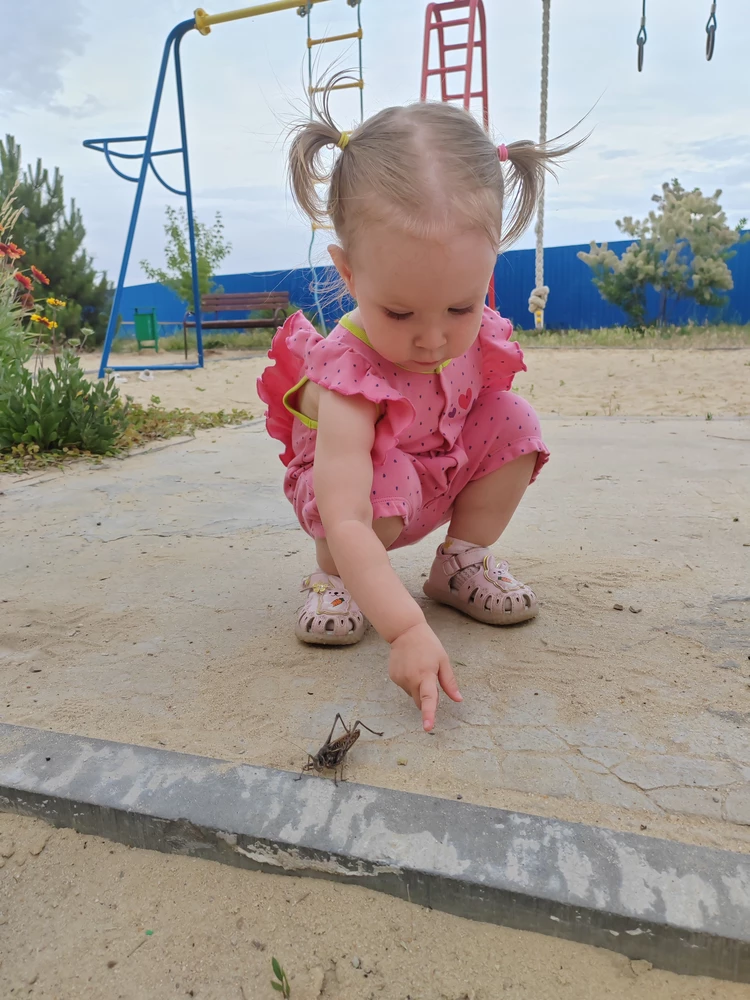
[5,0,750,285]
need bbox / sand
[3,346,749,995]
[81,346,750,418]
[2,416,749,852]
[2,812,747,1000]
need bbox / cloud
[2,0,93,112]
[599,149,637,161]
[682,135,750,163]
[48,94,104,119]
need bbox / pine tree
[0,135,112,344]
[578,179,747,325]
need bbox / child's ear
[328,245,356,298]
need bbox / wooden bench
[184,292,290,341]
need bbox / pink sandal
[295,572,367,646]
[423,544,538,625]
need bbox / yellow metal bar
[307,28,363,47]
[309,80,364,94]
[194,0,329,34]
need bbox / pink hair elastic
[498,144,509,162]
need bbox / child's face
[330,225,497,373]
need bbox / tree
[578,179,747,325]
[0,135,113,345]
[140,205,231,312]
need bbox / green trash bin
[134,308,159,352]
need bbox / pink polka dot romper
[257,307,548,550]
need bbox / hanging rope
[302,0,364,334]
[528,0,550,328]
[705,1,717,60]
[637,0,647,72]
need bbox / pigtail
[288,72,359,229]
[500,133,584,251]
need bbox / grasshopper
[296,713,383,784]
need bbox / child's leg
[422,388,548,626]
[315,516,404,575]
[423,455,538,625]
[297,514,406,646]
[447,453,537,547]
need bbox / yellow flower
[48,320,59,329]
[46,297,66,307]
[30,313,44,323]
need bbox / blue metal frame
[84,18,204,377]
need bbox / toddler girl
[259,98,574,732]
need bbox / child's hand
[388,623,462,732]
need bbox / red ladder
[420,0,489,131]
[420,0,495,307]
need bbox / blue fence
[118,235,750,335]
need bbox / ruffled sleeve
[304,335,415,467]
[478,306,527,393]
[257,311,319,466]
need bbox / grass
[514,322,750,350]
[0,400,251,476]
[111,329,276,354]
[108,323,750,356]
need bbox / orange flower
[13,272,33,291]
[30,265,50,285]
[0,241,25,260]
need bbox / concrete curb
[1,723,748,983]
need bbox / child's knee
[373,515,404,548]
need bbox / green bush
[0,354,126,453]
[578,179,748,325]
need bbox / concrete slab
[1,418,749,846]
[1,723,749,983]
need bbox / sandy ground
[3,347,749,995]
[2,417,749,851]
[2,812,748,1000]
[81,346,750,418]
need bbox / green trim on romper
[282,377,317,429]
[282,313,453,430]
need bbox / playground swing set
[87,0,722,379]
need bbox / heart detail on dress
[458,387,473,409]
[447,406,457,418]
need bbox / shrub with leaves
[140,205,232,312]
[0,353,126,453]
[578,179,747,325]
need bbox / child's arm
[314,387,461,730]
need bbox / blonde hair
[289,85,581,254]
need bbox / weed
[271,958,291,997]
[0,398,250,475]
[603,394,621,417]
[706,412,713,421]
